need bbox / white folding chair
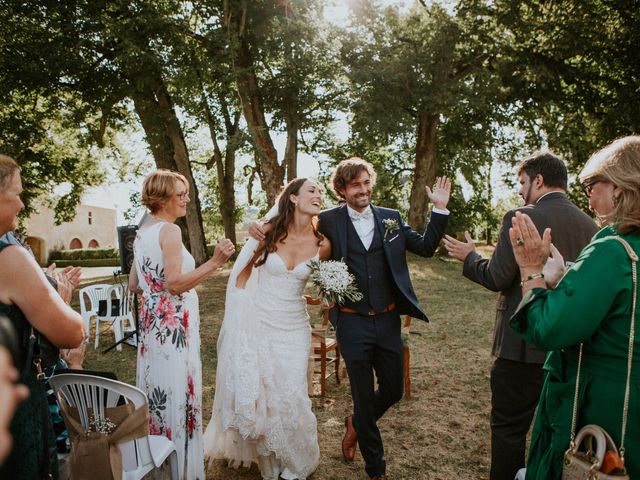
[94,285,135,351]
[49,373,178,480]
[78,284,111,340]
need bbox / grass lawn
[81,253,497,480]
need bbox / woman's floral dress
[134,222,205,479]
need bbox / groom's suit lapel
[372,205,394,260]
[337,205,349,260]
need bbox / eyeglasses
[176,191,189,200]
[581,180,602,198]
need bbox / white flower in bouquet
[307,259,363,305]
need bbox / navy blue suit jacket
[318,205,448,322]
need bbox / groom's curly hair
[330,157,377,199]
[254,178,325,267]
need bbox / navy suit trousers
[337,310,404,478]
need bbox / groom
[318,157,451,480]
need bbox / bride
[204,178,331,480]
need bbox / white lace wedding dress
[203,242,320,480]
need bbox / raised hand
[443,231,476,262]
[425,176,452,210]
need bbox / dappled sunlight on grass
[79,255,497,479]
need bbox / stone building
[23,203,117,265]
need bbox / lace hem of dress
[203,289,319,479]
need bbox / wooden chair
[402,315,413,399]
[305,296,341,397]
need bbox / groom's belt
[339,303,396,316]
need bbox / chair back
[49,373,153,472]
[305,295,329,329]
[79,284,111,330]
[102,284,133,317]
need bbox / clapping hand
[542,244,566,289]
[426,176,452,210]
[60,266,82,289]
[509,212,551,272]
[443,231,476,262]
[45,263,77,304]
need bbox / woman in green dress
[0,154,85,479]
[508,135,640,479]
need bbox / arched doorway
[88,239,100,248]
[24,236,46,265]
[69,238,83,249]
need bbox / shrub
[51,258,121,268]
[48,247,119,264]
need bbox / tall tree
[169,14,246,245]
[341,0,505,228]
[493,0,640,170]
[0,2,107,219]
[193,0,344,204]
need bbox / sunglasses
[581,180,602,198]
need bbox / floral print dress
[134,221,205,480]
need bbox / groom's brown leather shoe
[342,415,357,461]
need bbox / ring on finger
[516,237,525,246]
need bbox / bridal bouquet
[307,259,363,305]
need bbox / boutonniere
[382,218,399,240]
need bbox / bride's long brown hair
[254,178,324,267]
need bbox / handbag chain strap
[568,236,638,465]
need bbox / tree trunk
[232,33,284,205]
[131,79,208,265]
[284,116,298,182]
[408,112,439,229]
[200,86,239,246]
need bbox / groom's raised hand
[443,232,476,262]
[425,176,451,210]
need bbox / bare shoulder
[159,222,181,236]
[0,246,46,301]
[158,223,182,247]
[0,244,36,271]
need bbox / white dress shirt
[347,205,376,250]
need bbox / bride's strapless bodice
[252,252,317,328]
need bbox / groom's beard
[350,194,371,209]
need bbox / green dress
[510,229,640,479]
[0,240,58,479]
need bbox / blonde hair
[141,169,188,214]
[0,154,20,191]
[580,136,640,234]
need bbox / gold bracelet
[520,272,544,286]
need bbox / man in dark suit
[318,157,451,480]
[443,151,597,480]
